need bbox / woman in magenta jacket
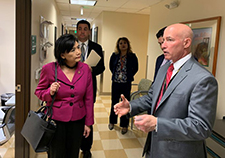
[35,34,94,158]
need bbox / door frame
[15,0,31,157]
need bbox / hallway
[0,95,147,158]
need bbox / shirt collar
[172,53,192,72]
[79,40,89,46]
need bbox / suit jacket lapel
[87,40,93,57]
[155,57,194,112]
[151,62,169,113]
[71,62,84,85]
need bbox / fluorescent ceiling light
[80,6,83,15]
[70,0,97,6]
[71,18,87,21]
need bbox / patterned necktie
[81,43,85,62]
[155,63,174,112]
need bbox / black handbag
[21,62,57,152]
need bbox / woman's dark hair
[115,37,133,54]
[54,34,78,65]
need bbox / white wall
[30,0,63,111]
[147,0,225,119]
[0,0,15,97]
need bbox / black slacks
[80,125,93,151]
[109,82,131,127]
[47,118,85,158]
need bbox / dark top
[109,52,138,83]
[153,54,165,81]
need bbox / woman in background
[108,37,138,134]
[35,34,94,158]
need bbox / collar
[79,40,89,46]
[172,53,192,72]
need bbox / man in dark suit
[114,23,218,158]
[77,20,105,158]
[153,26,167,81]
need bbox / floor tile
[96,124,109,131]
[102,103,111,108]
[99,131,118,139]
[101,139,123,150]
[95,117,109,124]
[92,140,103,151]
[93,131,101,140]
[94,107,107,112]
[124,148,143,158]
[137,138,146,147]
[92,150,105,158]
[101,100,111,104]
[120,138,143,148]
[94,103,105,108]
[94,112,109,118]
[104,149,128,158]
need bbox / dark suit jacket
[130,56,218,158]
[87,40,105,102]
[153,54,165,81]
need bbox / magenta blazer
[35,62,94,126]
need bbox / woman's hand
[83,125,91,138]
[50,82,60,95]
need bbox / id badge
[118,72,122,79]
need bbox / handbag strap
[48,62,57,121]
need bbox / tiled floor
[0,95,147,158]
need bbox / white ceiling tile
[115,8,139,13]
[57,0,164,27]
[137,7,151,14]
[121,1,148,9]
[60,11,71,16]
[96,0,128,7]
[57,3,70,10]
[56,0,69,3]
[62,16,72,20]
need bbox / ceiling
[55,0,164,28]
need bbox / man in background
[77,20,105,158]
[153,26,168,81]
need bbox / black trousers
[80,125,93,151]
[109,82,131,127]
[47,118,85,158]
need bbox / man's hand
[134,114,157,133]
[114,94,130,118]
[83,125,91,138]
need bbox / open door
[15,0,31,157]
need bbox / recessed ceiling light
[70,0,97,6]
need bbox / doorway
[15,0,31,157]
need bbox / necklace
[65,63,77,69]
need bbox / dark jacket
[153,54,165,81]
[87,40,105,102]
[109,52,138,82]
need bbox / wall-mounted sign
[31,35,36,55]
